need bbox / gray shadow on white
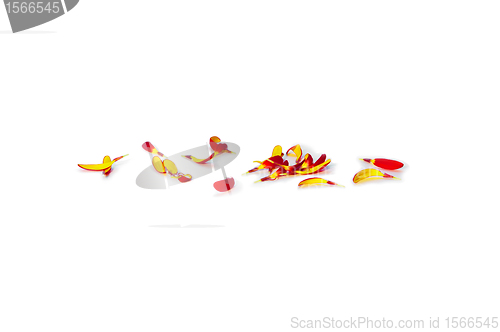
[0,30,56,34]
[136,142,240,189]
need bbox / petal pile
[246,144,332,183]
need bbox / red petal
[213,177,235,192]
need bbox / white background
[1,1,499,331]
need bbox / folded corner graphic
[136,137,240,191]
[3,0,79,33]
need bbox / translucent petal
[214,177,235,192]
[298,177,344,187]
[353,168,398,183]
[163,159,178,175]
[152,156,166,173]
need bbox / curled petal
[78,161,113,171]
[112,155,127,162]
[185,136,232,164]
[300,153,314,169]
[353,168,399,184]
[272,145,283,157]
[209,136,221,150]
[286,144,302,162]
[298,177,345,188]
[311,154,326,167]
[183,152,217,164]
[209,136,232,153]
[78,154,128,172]
[103,167,112,176]
[255,169,284,182]
[295,159,331,175]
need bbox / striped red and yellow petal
[286,144,302,162]
[272,145,283,157]
[183,152,217,164]
[353,168,399,183]
[298,177,344,188]
[103,167,112,176]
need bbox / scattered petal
[184,136,233,164]
[298,177,345,188]
[361,158,404,170]
[353,168,399,184]
[78,154,128,176]
[214,177,235,192]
